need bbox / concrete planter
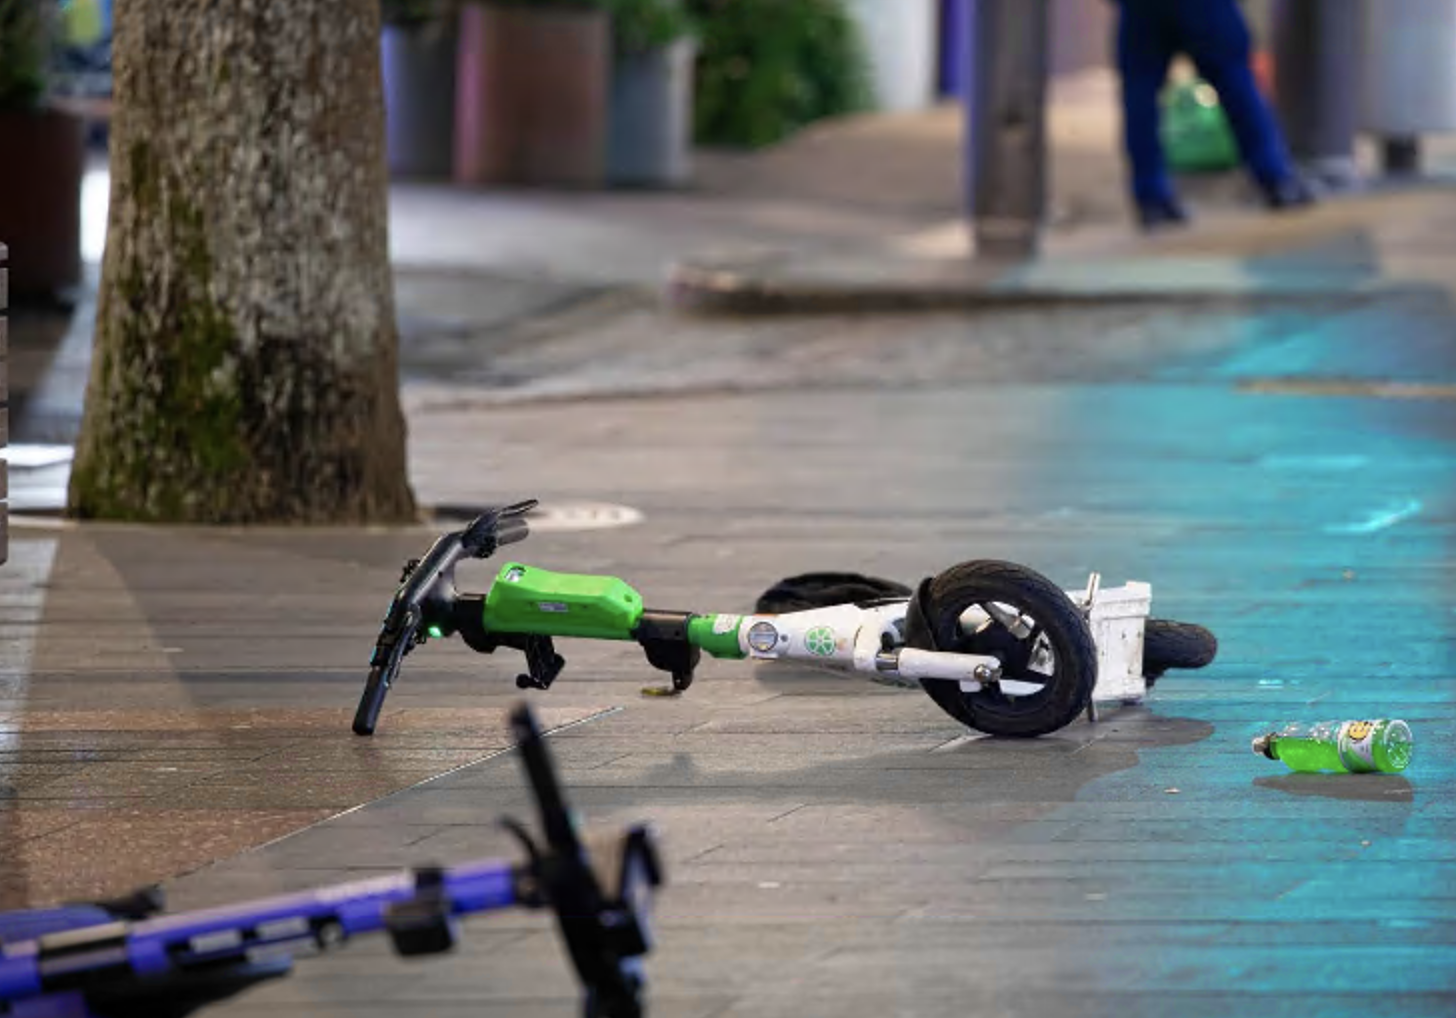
[382,20,459,180]
[608,38,696,188]
[453,3,611,187]
[0,108,85,297]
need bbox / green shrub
[0,0,51,111]
[380,0,448,27]
[400,0,691,53]
[688,0,870,149]
[603,0,695,54]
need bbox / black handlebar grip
[496,516,530,547]
[508,704,583,861]
[460,510,529,559]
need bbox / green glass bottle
[1252,719,1413,774]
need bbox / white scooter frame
[725,573,1153,718]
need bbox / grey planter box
[608,38,696,188]
[382,21,459,180]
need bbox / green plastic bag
[1162,80,1239,173]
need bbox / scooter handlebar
[460,500,537,559]
[495,515,530,548]
[509,702,581,859]
[508,703,661,1018]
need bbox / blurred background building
[6,0,1456,297]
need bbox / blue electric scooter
[0,704,662,1018]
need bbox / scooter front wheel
[906,560,1097,738]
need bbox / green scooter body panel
[483,562,644,640]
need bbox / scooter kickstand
[641,669,694,699]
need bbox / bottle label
[1337,720,1379,773]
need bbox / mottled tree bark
[67,0,417,523]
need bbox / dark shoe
[1136,198,1190,231]
[1262,175,1317,211]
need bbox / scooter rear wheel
[1142,618,1218,687]
[906,560,1097,738]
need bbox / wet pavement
[202,372,1454,1018]
[4,297,1455,1015]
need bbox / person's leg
[1115,2,1181,217]
[1172,0,1309,204]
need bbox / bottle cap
[1251,733,1275,759]
[1377,718,1414,773]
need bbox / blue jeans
[1115,0,1295,205]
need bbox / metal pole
[1271,0,1362,190]
[965,0,1050,260]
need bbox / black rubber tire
[909,561,1098,738]
[1143,618,1218,684]
[756,572,911,614]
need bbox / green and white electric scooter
[353,501,1215,740]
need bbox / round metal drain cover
[431,501,643,532]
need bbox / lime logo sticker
[712,614,741,635]
[747,621,780,653]
[805,626,837,657]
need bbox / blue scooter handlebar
[0,703,661,1018]
[0,860,521,1011]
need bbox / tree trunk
[67,0,417,524]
